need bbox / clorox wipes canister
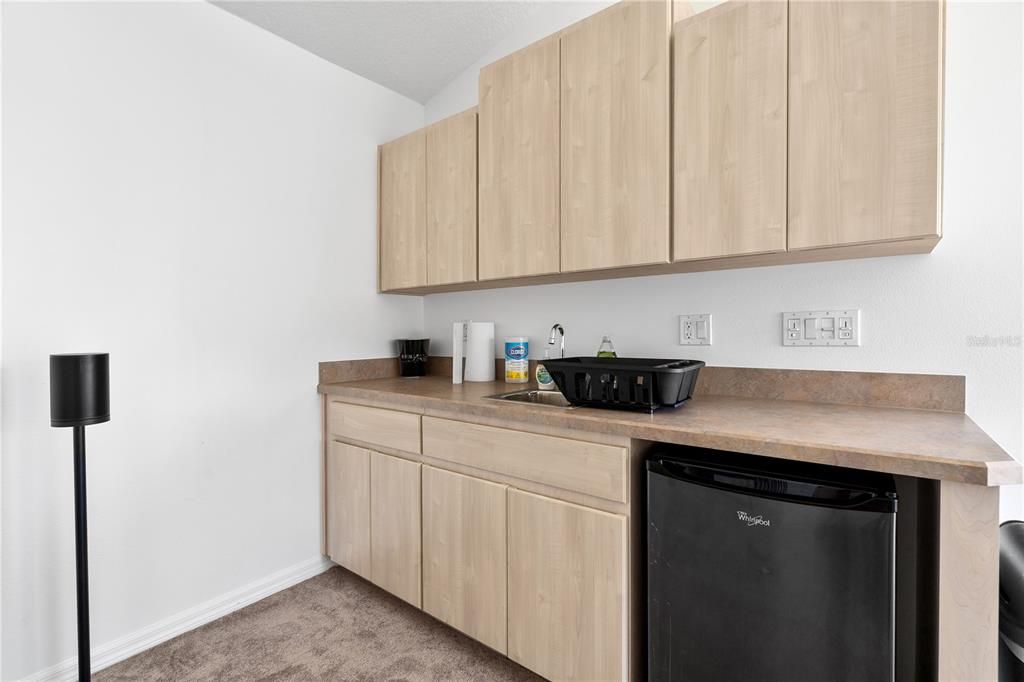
[504,337,529,383]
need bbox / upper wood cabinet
[370,451,422,607]
[788,0,944,249]
[325,441,371,581]
[376,0,944,295]
[422,466,508,654]
[379,130,426,290]
[673,1,787,260]
[380,110,478,291]
[426,109,478,286]
[560,0,672,272]
[478,36,561,280]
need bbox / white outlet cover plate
[679,313,712,346]
[783,309,860,346]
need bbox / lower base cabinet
[324,430,631,680]
[422,466,509,653]
[325,441,371,580]
[507,489,628,681]
[370,451,422,607]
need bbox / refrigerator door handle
[649,458,896,512]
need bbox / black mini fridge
[647,446,898,682]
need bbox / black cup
[397,339,429,377]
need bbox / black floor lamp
[50,353,110,682]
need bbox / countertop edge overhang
[318,376,1021,487]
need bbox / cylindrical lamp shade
[50,353,110,427]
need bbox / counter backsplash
[319,357,965,413]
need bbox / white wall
[425,1,613,123]
[423,1,1024,518]
[424,0,725,124]
[1,3,423,679]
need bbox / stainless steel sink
[485,390,574,409]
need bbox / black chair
[1000,521,1024,681]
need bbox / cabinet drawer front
[422,417,627,503]
[328,401,421,454]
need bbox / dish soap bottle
[536,348,556,390]
[596,335,617,358]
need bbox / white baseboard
[24,555,333,682]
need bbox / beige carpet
[98,566,541,681]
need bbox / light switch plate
[679,313,712,346]
[783,309,861,347]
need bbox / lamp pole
[50,353,109,682]
[73,424,91,681]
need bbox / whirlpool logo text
[736,511,771,527]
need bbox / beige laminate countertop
[318,376,1020,487]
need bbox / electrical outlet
[679,314,712,346]
[782,309,861,346]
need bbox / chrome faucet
[548,324,565,358]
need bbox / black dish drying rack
[542,357,705,413]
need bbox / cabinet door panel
[788,0,943,249]
[325,441,371,580]
[427,109,478,286]
[674,1,787,260]
[478,36,561,280]
[379,131,426,290]
[370,451,422,607]
[423,466,508,653]
[508,489,627,681]
[560,0,671,272]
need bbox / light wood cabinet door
[560,0,672,272]
[508,489,627,681]
[379,130,426,290]
[426,109,478,286]
[788,0,944,249]
[673,1,787,261]
[370,451,422,607]
[325,441,371,580]
[478,36,560,280]
[422,466,508,653]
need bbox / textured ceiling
[213,1,545,103]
